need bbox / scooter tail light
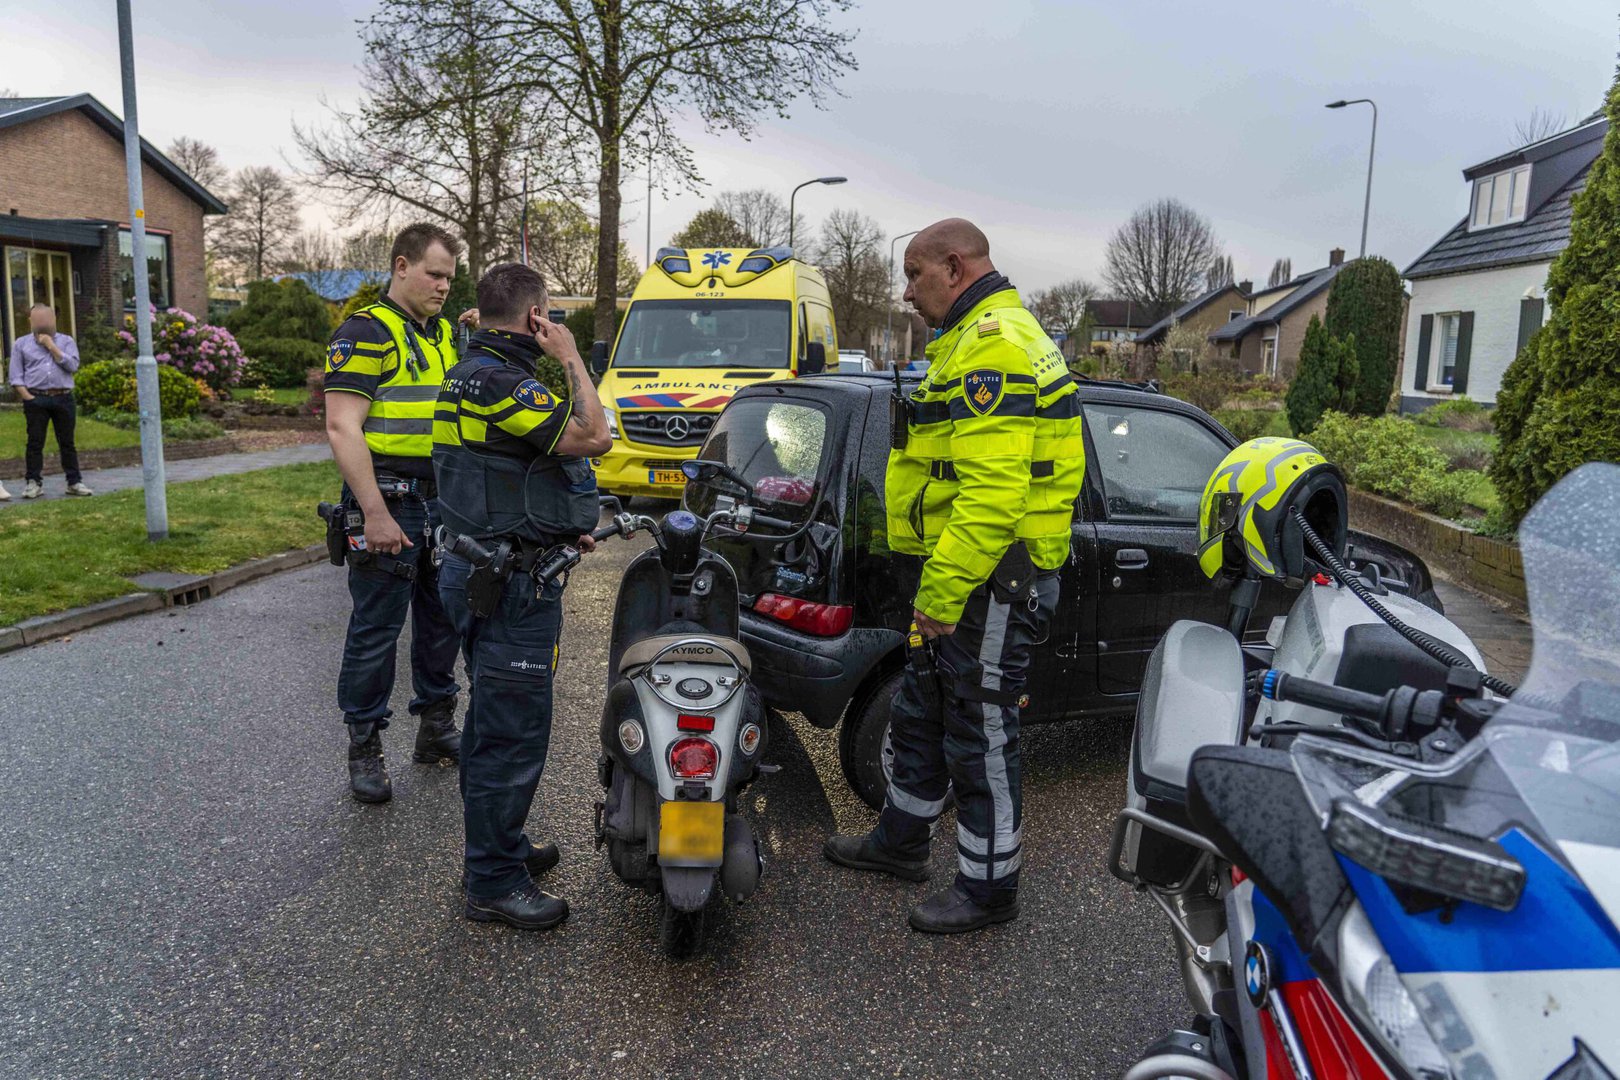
[669,737,718,780]
[752,593,854,637]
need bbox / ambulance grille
[621,411,715,447]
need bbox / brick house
[1082,299,1154,354]
[0,94,226,357]
[1207,249,1352,378]
[1133,280,1253,357]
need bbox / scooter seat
[618,634,752,678]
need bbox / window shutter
[1414,314,1433,390]
[1516,297,1545,355]
[1452,312,1474,394]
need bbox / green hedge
[1307,410,1482,518]
[241,336,327,388]
[224,278,334,343]
[75,359,200,418]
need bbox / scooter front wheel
[659,896,707,959]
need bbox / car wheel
[839,668,904,811]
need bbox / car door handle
[1114,548,1149,570]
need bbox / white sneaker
[65,482,94,497]
[0,482,9,501]
[23,480,42,499]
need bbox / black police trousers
[873,571,1060,904]
[439,552,564,900]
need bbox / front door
[1083,402,1234,696]
[5,246,76,349]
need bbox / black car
[683,372,1438,808]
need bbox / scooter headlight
[1337,905,1452,1077]
[618,720,645,754]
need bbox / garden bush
[240,336,328,388]
[1415,396,1492,432]
[1285,316,1357,435]
[1306,411,1487,519]
[1163,370,1237,415]
[1410,469,1480,519]
[91,410,226,441]
[339,282,383,322]
[118,307,247,392]
[1324,255,1404,416]
[76,359,200,418]
[1216,408,1272,443]
[224,278,334,344]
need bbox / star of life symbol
[701,250,733,269]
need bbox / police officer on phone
[433,263,611,931]
[823,219,1086,933]
[324,223,480,803]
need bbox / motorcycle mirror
[1325,797,1525,912]
[598,494,624,519]
[681,459,753,498]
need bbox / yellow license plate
[658,800,724,864]
[650,469,687,486]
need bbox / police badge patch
[513,380,552,410]
[962,369,1004,416]
[326,339,354,370]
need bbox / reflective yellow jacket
[886,288,1085,623]
[324,300,458,465]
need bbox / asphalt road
[0,536,1190,1079]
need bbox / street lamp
[787,176,846,251]
[886,229,921,368]
[1326,98,1378,259]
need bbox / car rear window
[1082,403,1227,523]
[687,398,829,521]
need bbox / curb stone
[0,543,329,655]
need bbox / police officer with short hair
[433,262,611,931]
[824,219,1086,933]
[324,222,476,803]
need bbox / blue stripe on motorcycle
[1249,888,1315,985]
[1342,828,1620,975]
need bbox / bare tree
[1514,107,1568,147]
[391,0,857,341]
[295,0,570,277]
[1204,254,1234,292]
[714,189,804,249]
[1103,198,1220,322]
[814,208,887,346]
[340,227,397,274]
[285,231,349,299]
[166,136,227,194]
[1033,278,1097,351]
[526,198,640,297]
[216,166,301,283]
[1268,257,1293,288]
[671,208,753,249]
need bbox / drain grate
[171,583,213,606]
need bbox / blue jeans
[335,487,460,729]
[438,552,565,899]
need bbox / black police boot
[464,881,569,931]
[461,843,560,888]
[822,832,930,882]
[347,724,392,804]
[412,699,460,764]
[907,882,1019,934]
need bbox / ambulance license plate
[658,801,724,863]
[650,469,686,486]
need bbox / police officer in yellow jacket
[824,219,1085,933]
[324,223,476,803]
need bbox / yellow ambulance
[588,245,838,498]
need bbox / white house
[1399,111,1607,411]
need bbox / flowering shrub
[119,306,248,392]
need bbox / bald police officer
[824,219,1086,933]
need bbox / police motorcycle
[1104,441,1620,1079]
[546,460,800,958]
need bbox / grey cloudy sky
[4,0,1615,292]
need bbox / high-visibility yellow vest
[886,288,1086,623]
[359,303,457,460]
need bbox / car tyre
[839,668,904,811]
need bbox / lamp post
[886,228,921,368]
[1326,98,1377,258]
[787,176,846,251]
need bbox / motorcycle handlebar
[1260,670,1388,723]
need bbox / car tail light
[669,737,718,780]
[753,593,854,636]
[677,714,715,732]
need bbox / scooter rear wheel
[659,897,707,959]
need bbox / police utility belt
[314,471,433,581]
[432,529,580,619]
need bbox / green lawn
[0,408,142,454]
[0,460,339,624]
[245,386,313,407]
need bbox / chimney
[1329,247,1345,267]
[1237,279,1253,295]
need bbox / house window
[119,228,172,310]
[1228,310,1244,322]
[1431,313,1462,388]
[1261,337,1277,375]
[1470,165,1531,229]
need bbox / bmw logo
[1244,941,1271,1006]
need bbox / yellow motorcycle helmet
[1197,437,1346,581]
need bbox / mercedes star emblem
[665,415,691,440]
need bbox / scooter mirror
[589,340,609,377]
[681,459,753,498]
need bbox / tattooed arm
[536,319,613,458]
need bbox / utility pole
[1326,98,1378,258]
[117,0,168,540]
[886,229,920,368]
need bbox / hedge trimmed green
[1324,255,1404,416]
[224,278,333,344]
[74,359,200,418]
[1285,315,1357,435]
[241,336,327,388]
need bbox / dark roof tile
[1404,171,1585,279]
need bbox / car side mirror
[589,341,608,378]
[802,341,826,376]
